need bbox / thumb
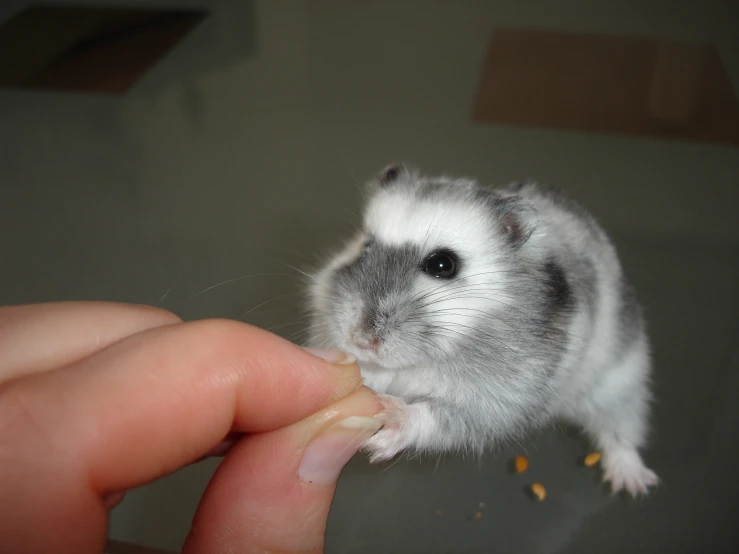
[182,386,382,554]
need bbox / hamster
[307,164,659,497]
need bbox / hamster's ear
[376,163,407,188]
[494,196,538,247]
[366,163,411,195]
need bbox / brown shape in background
[472,28,739,147]
[0,5,206,95]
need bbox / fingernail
[303,347,356,365]
[299,416,382,485]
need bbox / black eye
[363,239,374,253]
[423,250,459,279]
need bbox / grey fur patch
[337,242,420,295]
[543,258,573,314]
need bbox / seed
[474,512,483,520]
[531,482,546,501]
[515,455,529,473]
[584,452,601,467]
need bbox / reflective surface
[1,1,737,552]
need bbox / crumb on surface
[584,451,601,467]
[435,510,443,516]
[531,482,546,501]
[474,512,483,520]
[515,455,529,473]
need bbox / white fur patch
[365,190,490,254]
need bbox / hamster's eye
[423,250,459,279]
[363,239,374,253]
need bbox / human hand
[0,302,381,554]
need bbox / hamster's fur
[307,164,658,496]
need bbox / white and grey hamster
[307,164,659,497]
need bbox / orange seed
[531,482,546,501]
[584,452,602,467]
[515,455,529,473]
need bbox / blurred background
[1,1,737,552]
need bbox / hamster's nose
[352,329,381,351]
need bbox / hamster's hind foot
[602,444,659,497]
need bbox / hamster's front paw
[363,394,409,462]
[602,446,659,497]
